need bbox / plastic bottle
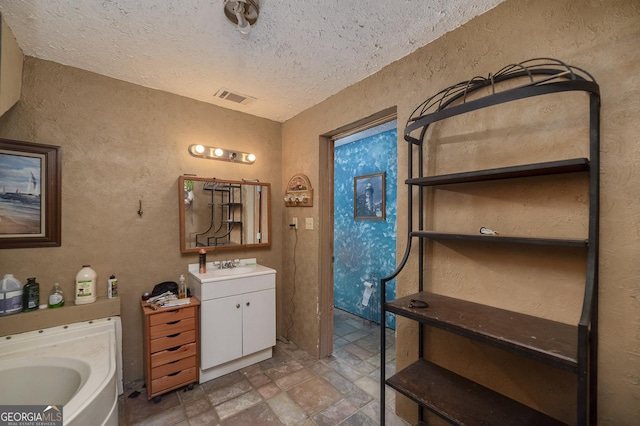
[48,283,65,308]
[23,277,40,312]
[0,274,23,316]
[108,275,118,298]
[75,265,97,305]
[179,274,187,299]
[199,249,207,273]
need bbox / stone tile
[184,397,212,418]
[286,376,342,415]
[178,385,206,404]
[207,380,252,406]
[187,408,220,426]
[311,398,358,426]
[214,389,263,421]
[275,368,314,390]
[343,342,375,360]
[325,359,363,382]
[334,321,358,337]
[354,375,380,400]
[248,372,272,388]
[134,405,186,426]
[265,359,305,381]
[343,329,371,343]
[322,371,372,408]
[267,392,308,425]
[221,402,283,426]
[240,363,263,378]
[201,371,245,393]
[341,411,378,426]
[258,382,282,399]
[124,388,180,425]
[369,399,412,426]
[307,360,333,377]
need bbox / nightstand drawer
[151,355,197,380]
[150,330,196,353]
[151,342,197,367]
[149,306,196,327]
[150,316,196,340]
[151,367,197,394]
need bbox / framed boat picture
[0,138,61,248]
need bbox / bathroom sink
[188,261,275,282]
[207,266,255,276]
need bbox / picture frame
[354,172,385,220]
[0,138,62,249]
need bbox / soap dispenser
[48,283,65,308]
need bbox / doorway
[333,121,398,328]
[318,107,397,358]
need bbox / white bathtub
[0,317,123,426]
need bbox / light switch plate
[305,217,314,230]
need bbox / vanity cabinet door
[242,288,276,356]
[201,295,243,369]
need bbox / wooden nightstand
[140,297,200,401]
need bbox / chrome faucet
[221,260,236,269]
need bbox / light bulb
[195,145,205,154]
[247,153,256,162]
[214,148,224,157]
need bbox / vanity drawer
[151,367,197,394]
[149,306,196,327]
[151,356,197,380]
[150,316,196,340]
[150,330,196,353]
[151,342,197,366]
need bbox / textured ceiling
[0,0,505,122]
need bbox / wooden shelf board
[406,158,589,187]
[412,231,588,248]
[386,291,578,371]
[387,359,567,426]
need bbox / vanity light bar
[188,144,256,164]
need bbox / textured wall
[281,0,640,423]
[0,57,283,382]
[334,129,397,328]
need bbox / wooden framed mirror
[179,176,270,253]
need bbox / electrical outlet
[291,217,298,229]
[305,217,314,230]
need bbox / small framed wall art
[354,172,385,220]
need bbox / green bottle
[23,277,40,312]
[48,283,65,308]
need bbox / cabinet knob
[246,302,250,307]
[236,303,240,309]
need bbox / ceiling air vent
[214,88,256,105]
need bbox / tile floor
[119,308,410,425]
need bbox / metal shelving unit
[380,58,600,425]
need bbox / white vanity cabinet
[189,261,276,383]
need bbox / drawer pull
[167,345,183,352]
[168,371,181,377]
[246,302,250,307]
[236,304,240,309]
[167,320,180,325]
[167,333,181,338]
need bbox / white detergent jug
[75,265,97,305]
[0,274,23,315]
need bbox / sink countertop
[188,262,276,283]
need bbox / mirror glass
[179,176,271,253]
